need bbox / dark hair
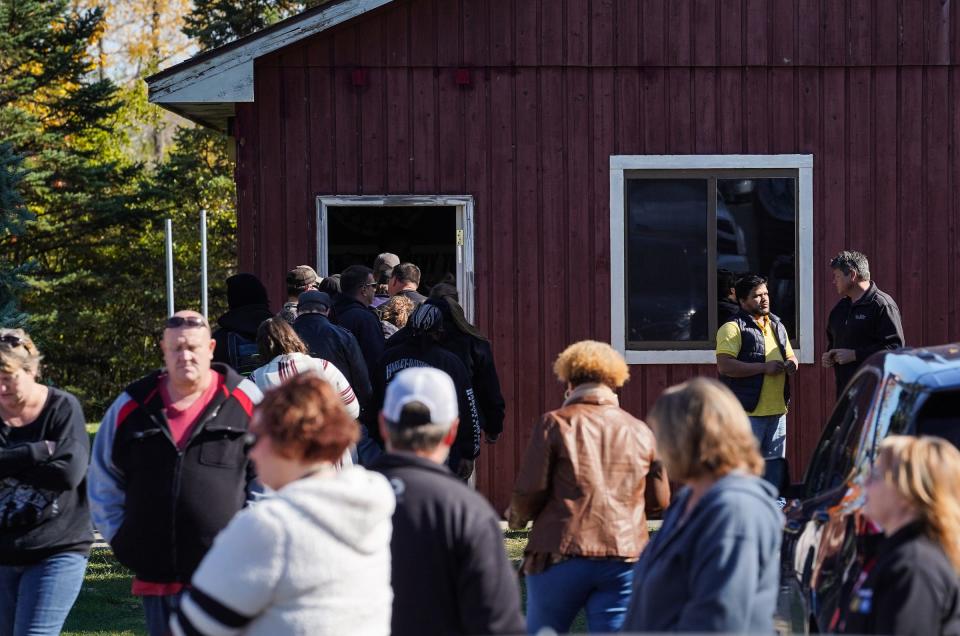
[830,250,871,281]
[341,265,373,296]
[428,285,487,341]
[717,269,737,298]
[391,263,421,286]
[734,274,767,302]
[226,273,269,309]
[317,274,341,296]
[257,317,308,360]
[253,374,359,463]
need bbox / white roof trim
[148,0,394,105]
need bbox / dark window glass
[805,372,880,497]
[718,178,797,338]
[626,179,708,344]
[914,390,960,449]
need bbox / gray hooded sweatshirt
[623,472,783,633]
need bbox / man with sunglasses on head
[88,310,263,636]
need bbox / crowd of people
[0,248,956,636]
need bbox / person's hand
[784,359,799,376]
[763,360,785,375]
[832,348,857,365]
[484,432,500,444]
[456,458,475,481]
[821,351,836,368]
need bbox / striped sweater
[250,353,359,419]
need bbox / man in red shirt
[89,310,263,636]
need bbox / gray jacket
[623,473,783,633]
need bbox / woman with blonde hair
[509,340,670,634]
[839,435,960,634]
[0,329,93,634]
[623,377,782,633]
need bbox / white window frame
[609,154,814,365]
[315,195,476,323]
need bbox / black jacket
[840,522,960,635]
[371,454,525,636]
[293,313,372,414]
[415,299,506,437]
[827,282,904,396]
[90,364,259,583]
[332,296,385,377]
[397,289,427,305]
[212,304,273,367]
[0,388,94,565]
[367,335,481,465]
[718,298,741,326]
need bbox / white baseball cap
[382,367,458,429]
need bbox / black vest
[719,311,791,413]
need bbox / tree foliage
[184,0,308,49]
[2,0,312,416]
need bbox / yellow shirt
[715,316,795,416]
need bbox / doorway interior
[316,196,475,321]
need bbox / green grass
[62,548,144,636]
[507,528,588,633]
[60,530,590,635]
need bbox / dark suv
[772,344,960,633]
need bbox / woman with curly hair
[377,295,414,339]
[508,340,670,634]
[171,374,395,636]
[622,378,782,633]
[839,435,960,635]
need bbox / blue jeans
[0,551,88,636]
[525,558,634,634]
[142,593,181,636]
[749,413,787,459]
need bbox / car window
[805,371,880,498]
[915,390,960,449]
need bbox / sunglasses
[164,316,209,329]
[0,334,24,347]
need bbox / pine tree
[0,0,155,409]
[0,143,30,325]
[183,0,307,49]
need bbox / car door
[779,370,881,633]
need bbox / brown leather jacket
[509,384,669,566]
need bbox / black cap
[298,290,332,311]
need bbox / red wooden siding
[233,0,960,509]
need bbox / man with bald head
[89,311,263,636]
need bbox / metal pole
[200,209,208,319]
[165,218,175,316]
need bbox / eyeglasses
[363,282,377,289]
[0,334,24,347]
[164,316,209,329]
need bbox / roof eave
[146,0,394,131]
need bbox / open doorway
[316,196,475,321]
[326,206,456,290]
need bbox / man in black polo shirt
[824,250,904,397]
[371,367,524,636]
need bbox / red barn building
[148,0,960,508]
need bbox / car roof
[866,343,960,388]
